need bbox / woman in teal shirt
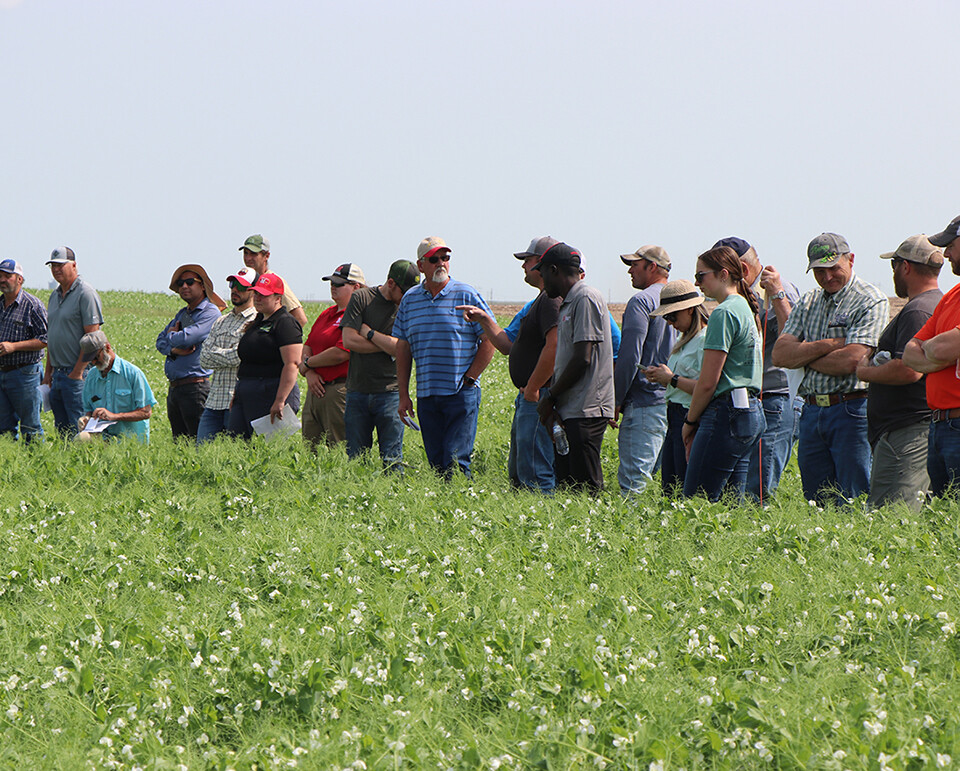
[681,247,765,500]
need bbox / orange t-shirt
[914,283,960,409]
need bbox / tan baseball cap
[417,237,450,261]
[620,245,671,270]
[880,235,943,267]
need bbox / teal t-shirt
[703,294,762,397]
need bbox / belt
[322,376,347,384]
[0,362,35,373]
[931,408,960,422]
[169,376,209,388]
[804,390,867,407]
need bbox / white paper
[84,417,117,433]
[39,384,52,412]
[250,403,301,440]
[731,387,749,409]
[401,415,420,431]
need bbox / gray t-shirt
[46,276,104,368]
[341,286,399,393]
[554,280,615,420]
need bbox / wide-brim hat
[169,264,226,310]
[650,279,704,316]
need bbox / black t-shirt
[341,286,399,393]
[508,292,562,389]
[867,288,942,444]
[237,307,303,379]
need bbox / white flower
[936,754,952,768]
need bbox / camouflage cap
[239,234,270,253]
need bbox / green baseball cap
[239,234,270,253]
[388,259,420,292]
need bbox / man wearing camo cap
[773,233,888,504]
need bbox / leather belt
[804,390,867,407]
[931,408,960,423]
[169,376,209,388]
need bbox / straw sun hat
[650,279,704,317]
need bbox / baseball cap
[929,215,960,248]
[240,234,270,253]
[79,330,109,362]
[388,259,420,292]
[417,237,450,261]
[620,245,671,270]
[806,233,851,272]
[514,236,560,260]
[533,242,582,271]
[252,272,284,296]
[880,235,943,267]
[0,259,24,277]
[322,263,366,285]
[46,247,76,265]
[226,266,257,287]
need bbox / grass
[0,291,959,769]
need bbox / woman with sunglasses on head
[681,247,765,500]
[643,280,710,495]
[228,273,303,439]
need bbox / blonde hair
[672,305,709,354]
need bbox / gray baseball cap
[80,330,109,362]
[514,236,560,260]
[806,233,851,272]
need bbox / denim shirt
[156,297,222,381]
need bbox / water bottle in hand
[552,422,570,456]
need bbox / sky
[3,0,959,304]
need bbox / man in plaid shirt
[773,233,889,504]
[0,259,48,441]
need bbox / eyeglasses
[428,254,451,264]
[664,311,679,323]
[175,277,199,287]
[693,270,715,282]
[891,258,904,269]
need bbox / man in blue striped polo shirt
[394,237,495,479]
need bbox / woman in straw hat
[644,279,710,495]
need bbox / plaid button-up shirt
[197,305,256,410]
[781,273,888,396]
[0,289,48,368]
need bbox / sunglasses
[693,270,715,282]
[664,311,679,323]
[428,253,451,264]
[175,277,199,288]
[229,280,251,291]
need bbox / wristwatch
[670,373,680,387]
[462,375,477,389]
[771,290,787,301]
[366,329,375,341]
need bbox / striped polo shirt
[393,279,490,398]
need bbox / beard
[431,266,449,283]
[95,352,112,372]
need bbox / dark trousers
[661,401,688,496]
[167,380,210,439]
[554,417,607,492]
[227,377,301,440]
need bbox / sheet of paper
[250,403,301,440]
[84,417,117,433]
[39,384,52,412]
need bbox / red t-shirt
[305,305,349,381]
[914,282,960,409]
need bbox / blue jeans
[928,418,960,497]
[508,391,555,492]
[0,362,44,441]
[417,386,481,479]
[684,395,765,501]
[50,368,87,436]
[746,393,797,501]
[345,391,404,469]
[661,401,688,495]
[196,407,231,444]
[797,398,871,504]
[617,402,667,495]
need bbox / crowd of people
[4,215,960,507]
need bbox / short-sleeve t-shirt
[305,304,349,382]
[554,281,615,420]
[867,288,940,443]
[509,291,561,390]
[914,283,960,410]
[237,307,303,379]
[341,286,399,393]
[703,294,763,397]
[665,329,707,409]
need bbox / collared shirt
[0,289,48,368]
[46,276,104,368]
[614,283,674,408]
[781,272,889,396]
[198,305,257,410]
[156,297,223,381]
[392,278,490,398]
[82,356,157,442]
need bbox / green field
[1,291,959,770]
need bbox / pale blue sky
[3,0,958,303]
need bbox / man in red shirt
[903,214,960,495]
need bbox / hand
[91,407,118,421]
[0,342,11,355]
[522,382,540,403]
[67,369,85,381]
[77,415,90,431]
[644,364,673,386]
[305,369,325,398]
[269,399,285,423]
[759,265,785,297]
[172,321,182,332]
[682,422,697,460]
[42,372,52,386]
[455,304,490,324]
[170,346,196,356]
[608,407,620,430]
[537,394,557,426]
[398,393,415,421]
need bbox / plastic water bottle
[873,350,892,366]
[552,422,570,456]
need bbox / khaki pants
[302,381,347,446]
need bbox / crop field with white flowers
[1,291,959,770]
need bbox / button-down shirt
[0,289,48,368]
[197,305,257,410]
[781,272,888,396]
[155,297,223,381]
